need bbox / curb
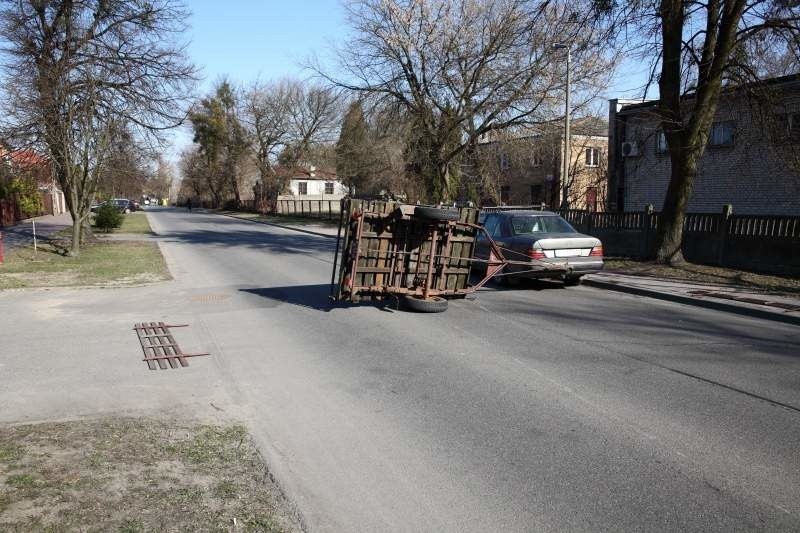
[583,278,800,326]
[217,212,338,240]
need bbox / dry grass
[0,240,170,289]
[116,212,154,234]
[604,258,800,295]
[0,418,299,532]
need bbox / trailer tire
[414,206,460,222]
[403,295,449,313]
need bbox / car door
[473,214,500,263]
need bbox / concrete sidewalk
[584,271,800,325]
[0,212,73,250]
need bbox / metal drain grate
[133,322,209,370]
[190,294,230,303]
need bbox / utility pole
[553,44,571,209]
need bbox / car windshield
[511,215,576,234]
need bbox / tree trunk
[70,218,82,257]
[654,151,697,264]
[230,164,241,208]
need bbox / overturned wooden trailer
[329,199,553,312]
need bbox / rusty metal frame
[133,322,209,370]
[337,209,567,301]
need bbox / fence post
[717,204,732,265]
[641,204,654,259]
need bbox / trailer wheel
[414,206,460,222]
[403,295,449,313]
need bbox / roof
[0,148,49,169]
[616,72,800,115]
[275,165,338,181]
[478,117,608,145]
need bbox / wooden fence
[276,198,343,220]
[560,205,800,276]
[0,197,22,227]
[268,200,800,276]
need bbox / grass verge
[0,418,298,532]
[0,240,170,289]
[604,258,800,294]
[90,211,154,234]
[116,212,154,234]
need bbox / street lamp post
[553,43,571,209]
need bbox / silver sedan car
[474,210,603,286]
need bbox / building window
[499,153,510,170]
[530,154,543,167]
[774,112,800,141]
[298,182,308,195]
[656,131,668,154]
[586,187,598,213]
[500,185,511,204]
[585,147,600,167]
[709,121,735,147]
[530,184,543,205]
[324,182,334,195]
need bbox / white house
[280,166,349,199]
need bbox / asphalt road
[2,207,799,532]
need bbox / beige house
[478,120,608,211]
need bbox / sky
[169,1,651,160]
[169,0,347,159]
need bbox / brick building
[478,119,608,211]
[608,74,800,215]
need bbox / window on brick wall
[774,112,800,142]
[709,121,735,147]
[324,182,334,195]
[500,185,511,204]
[499,152,510,170]
[586,187,598,213]
[585,147,600,167]
[656,131,668,154]
[530,184,544,204]
[298,182,308,195]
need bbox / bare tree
[178,147,212,205]
[280,82,341,165]
[0,0,196,255]
[318,0,616,203]
[602,1,800,264]
[243,79,340,211]
[242,80,292,212]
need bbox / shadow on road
[240,284,398,313]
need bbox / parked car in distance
[474,210,603,286]
[90,198,137,214]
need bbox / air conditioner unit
[621,141,640,157]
